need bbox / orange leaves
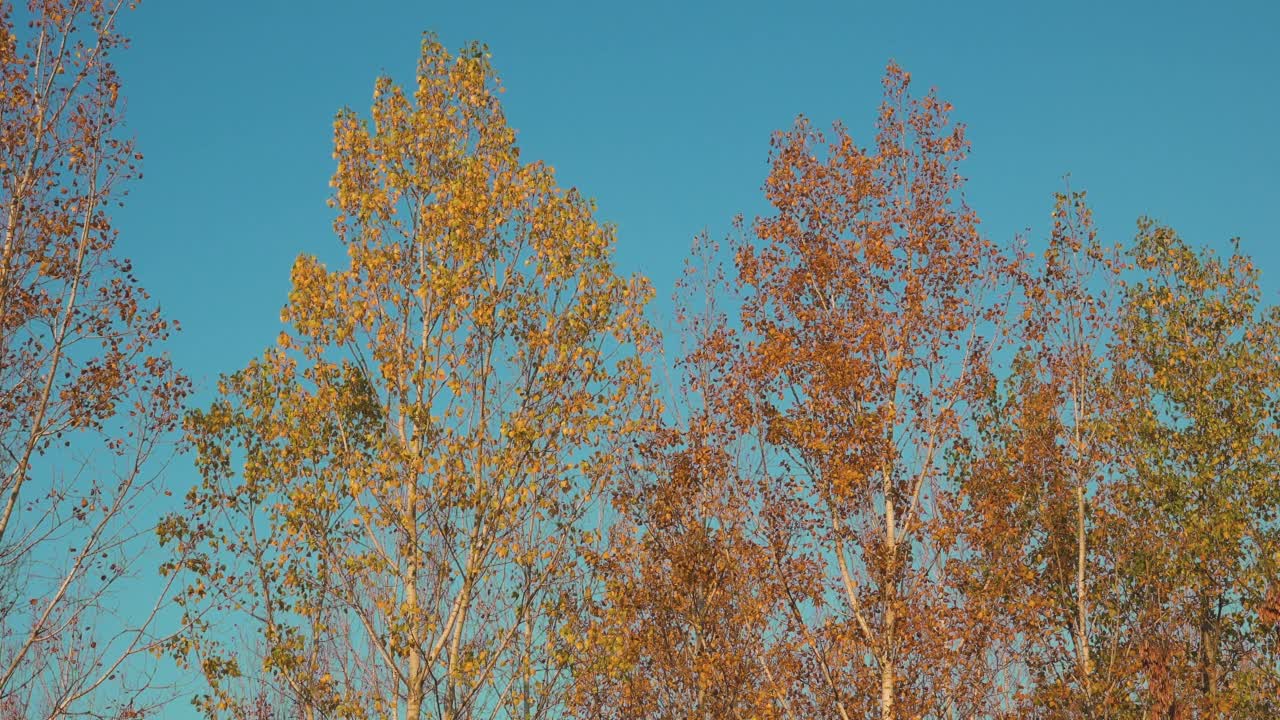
[651,62,1036,720]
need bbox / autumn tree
[568,236,800,720]
[159,36,656,720]
[1106,223,1280,717]
[0,1,189,718]
[958,190,1144,716]
[716,64,1014,719]
[966,215,1280,718]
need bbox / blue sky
[113,0,1280,399]
[94,0,1280,714]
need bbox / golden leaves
[170,34,656,720]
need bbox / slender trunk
[406,685,422,720]
[1076,483,1091,685]
[1070,366,1093,711]
[1198,592,1221,712]
[0,194,21,309]
[443,568,474,720]
[881,466,896,720]
[881,660,895,720]
[405,513,424,720]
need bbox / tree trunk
[1076,484,1092,688]
[881,466,896,720]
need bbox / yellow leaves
[169,34,657,720]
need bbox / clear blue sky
[107,0,1276,711]
[113,0,1280,398]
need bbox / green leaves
[1108,221,1280,714]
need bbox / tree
[720,64,1013,719]
[160,36,656,720]
[958,190,1141,717]
[0,1,189,718]
[568,235,799,720]
[1107,223,1280,716]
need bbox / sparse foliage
[0,1,189,718]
